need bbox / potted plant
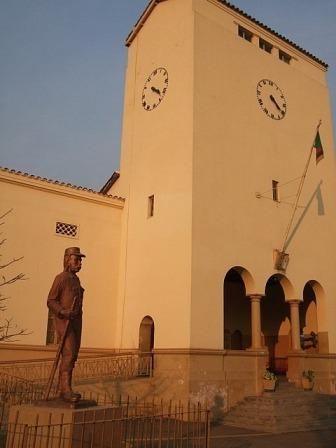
[302,370,314,391]
[263,369,277,391]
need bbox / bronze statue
[46,247,85,402]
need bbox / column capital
[248,294,264,301]
[287,299,301,305]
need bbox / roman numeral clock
[142,67,169,111]
[256,79,287,120]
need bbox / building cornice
[0,167,125,209]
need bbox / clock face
[256,79,287,120]
[142,67,168,111]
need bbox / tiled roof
[0,166,125,201]
[218,0,328,69]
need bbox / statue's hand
[59,309,78,320]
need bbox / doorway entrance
[139,316,155,370]
[261,275,290,373]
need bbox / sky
[1,0,335,191]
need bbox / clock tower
[110,0,336,405]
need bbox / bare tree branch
[0,273,26,287]
[0,318,31,341]
[0,209,30,342]
[0,256,24,270]
[0,209,13,221]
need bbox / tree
[0,209,29,341]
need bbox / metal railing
[6,404,209,448]
[0,372,49,433]
[0,354,152,385]
[74,354,152,383]
[0,373,209,448]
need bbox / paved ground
[210,424,336,448]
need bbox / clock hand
[151,86,161,95]
[269,94,281,111]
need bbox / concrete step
[223,378,336,432]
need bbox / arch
[264,273,295,301]
[223,267,253,350]
[300,280,327,352]
[230,266,256,295]
[138,316,155,353]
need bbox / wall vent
[55,221,78,238]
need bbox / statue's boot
[59,371,81,402]
[69,371,81,400]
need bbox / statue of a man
[47,247,85,402]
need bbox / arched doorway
[224,267,251,350]
[300,282,319,353]
[261,275,291,373]
[138,316,155,372]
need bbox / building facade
[109,0,336,403]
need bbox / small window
[279,50,291,64]
[55,222,78,238]
[148,195,155,218]
[272,180,279,202]
[238,25,253,42]
[259,38,273,53]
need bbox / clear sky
[1,0,335,191]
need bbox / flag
[314,131,324,164]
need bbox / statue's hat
[64,247,86,258]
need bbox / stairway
[223,377,336,432]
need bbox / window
[55,221,78,238]
[279,50,291,64]
[148,195,155,218]
[238,25,253,42]
[259,38,273,53]
[272,180,279,202]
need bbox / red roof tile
[0,166,125,202]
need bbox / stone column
[248,294,263,350]
[289,300,302,352]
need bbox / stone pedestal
[6,401,122,448]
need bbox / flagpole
[280,120,322,253]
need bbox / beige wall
[111,0,195,350]
[190,0,336,349]
[0,169,123,349]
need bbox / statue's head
[63,247,86,273]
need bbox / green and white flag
[314,131,324,164]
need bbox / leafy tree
[0,209,29,341]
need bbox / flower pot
[263,379,276,391]
[302,377,314,391]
